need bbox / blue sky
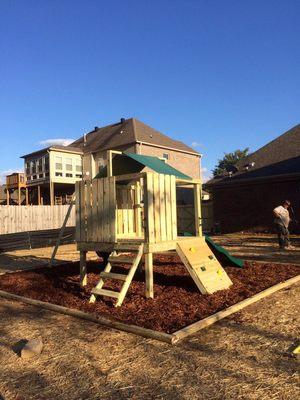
[1,0,299,182]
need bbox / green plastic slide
[205,235,244,268]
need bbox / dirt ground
[211,233,300,265]
[0,234,299,399]
[0,244,97,275]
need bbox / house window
[76,174,82,178]
[66,173,73,178]
[38,158,43,172]
[44,156,49,172]
[55,156,62,170]
[32,175,37,180]
[65,158,72,171]
[162,153,169,160]
[38,174,43,179]
[25,162,30,175]
[55,172,63,177]
[76,159,82,172]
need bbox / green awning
[94,152,192,180]
[125,153,191,180]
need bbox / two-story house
[21,118,201,205]
[21,145,83,205]
[70,118,201,180]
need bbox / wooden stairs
[89,243,144,307]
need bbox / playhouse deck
[75,161,232,306]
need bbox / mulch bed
[0,254,299,333]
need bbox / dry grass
[0,282,299,400]
[0,235,299,399]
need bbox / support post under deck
[80,251,87,287]
[145,252,154,298]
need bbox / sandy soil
[0,282,299,400]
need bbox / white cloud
[201,167,212,183]
[0,169,23,185]
[191,141,202,148]
[39,138,75,147]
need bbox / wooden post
[80,251,87,286]
[50,181,54,206]
[49,201,74,267]
[107,150,113,177]
[38,185,41,205]
[6,188,9,205]
[145,252,154,298]
[25,188,29,206]
[194,183,202,237]
[134,180,142,237]
[18,175,21,205]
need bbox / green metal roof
[94,152,192,180]
[125,153,191,180]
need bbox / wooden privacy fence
[0,205,75,235]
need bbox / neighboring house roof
[95,152,192,180]
[21,145,83,159]
[206,124,300,186]
[69,118,200,156]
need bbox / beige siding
[49,150,83,184]
[137,143,201,179]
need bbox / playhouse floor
[0,254,299,333]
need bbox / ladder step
[108,256,134,264]
[91,288,120,299]
[114,243,141,251]
[100,272,127,281]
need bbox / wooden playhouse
[76,151,232,306]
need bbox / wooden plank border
[172,273,300,341]
[0,289,177,344]
[0,272,299,345]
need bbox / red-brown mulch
[0,254,299,333]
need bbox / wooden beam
[145,252,154,298]
[37,185,41,206]
[173,274,300,342]
[194,183,202,237]
[107,150,113,177]
[50,181,54,206]
[0,289,178,344]
[80,251,87,286]
[25,187,29,206]
[6,188,9,205]
[49,201,75,267]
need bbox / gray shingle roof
[206,124,300,186]
[69,118,199,155]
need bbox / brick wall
[211,177,300,233]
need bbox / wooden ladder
[89,243,144,307]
